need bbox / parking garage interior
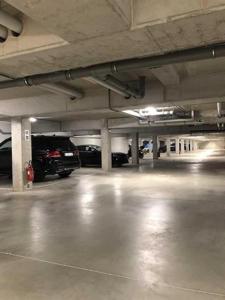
[0,1,225,299]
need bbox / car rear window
[32,137,76,151]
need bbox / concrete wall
[72,136,129,153]
[0,120,62,144]
[32,120,61,133]
[198,139,225,150]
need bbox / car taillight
[74,149,79,156]
[47,150,61,158]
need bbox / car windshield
[0,139,11,151]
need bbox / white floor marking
[0,251,225,298]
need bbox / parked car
[127,144,144,159]
[0,135,80,181]
[77,145,128,167]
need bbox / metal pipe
[1,43,225,89]
[39,83,83,99]
[0,24,8,42]
[217,102,222,118]
[0,10,23,36]
[0,73,83,99]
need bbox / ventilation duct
[39,83,83,100]
[87,75,145,98]
[1,43,225,90]
[0,10,23,36]
[0,24,8,42]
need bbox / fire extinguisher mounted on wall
[25,160,34,183]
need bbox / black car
[77,145,128,167]
[0,135,80,181]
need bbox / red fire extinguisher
[25,161,34,182]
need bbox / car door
[0,139,12,174]
[93,147,101,165]
[86,146,97,165]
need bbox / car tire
[59,171,72,178]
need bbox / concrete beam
[151,65,180,86]
[2,71,225,119]
[110,124,219,135]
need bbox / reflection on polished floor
[0,150,225,299]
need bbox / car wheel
[59,171,72,178]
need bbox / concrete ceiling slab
[5,0,130,42]
[0,28,160,76]
[0,86,48,100]
[0,17,68,62]
[151,65,180,86]
[133,0,225,28]
[185,57,225,77]
[147,9,225,52]
[1,0,225,128]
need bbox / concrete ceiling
[1,0,225,74]
[0,0,225,129]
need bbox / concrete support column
[101,119,111,172]
[11,118,32,192]
[131,132,139,165]
[190,140,193,151]
[194,141,198,151]
[180,139,185,154]
[152,135,158,160]
[166,138,171,157]
[175,138,180,155]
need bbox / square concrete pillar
[152,135,158,160]
[131,132,139,165]
[166,138,171,157]
[11,118,32,192]
[101,119,111,172]
[194,141,198,151]
[190,140,193,151]
[180,139,185,154]
[175,138,180,154]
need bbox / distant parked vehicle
[77,145,128,167]
[128,144,144,159]
[0,136,80,181]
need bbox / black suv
[0,135,80,181]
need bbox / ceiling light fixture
[29,117,37,123]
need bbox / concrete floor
[0,150,225,299]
